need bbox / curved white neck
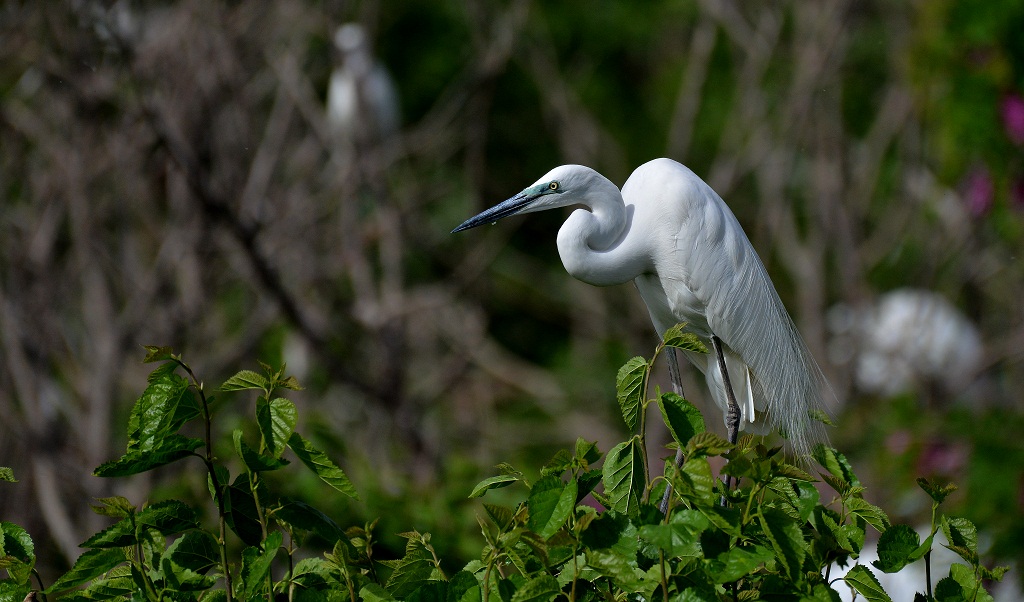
[555,182,650,286]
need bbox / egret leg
[658,346,686,514]
[712,336,741,500]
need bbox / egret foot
[712,336,741,506]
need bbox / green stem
[177,359,234,602]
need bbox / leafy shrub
[0,330,1010,601]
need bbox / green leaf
[510,574,560,602]
[257,397,298,458]
[845,497,890,533]
[0,468,15,483]
[93,434,203,477]
[137,500,200,536]
[616,357,647,431]
[917,478,958,505]
[758,508,806,582]
[575,438,602,468]
[362,583,397,602]
[679,457,716,506]
[658,392,706,447]
[602,438,645,516]
[44,548,127,593]
[586,548,646,593]
[941,516,978,557]
[240,531,282,599]
[0,580,30,601]
[142,345,176,363]
[384,535,436,598]
[527,476,577,540]
[225,474,264,547]
[685,432,732,457]
[125,371,195,453]
[90,496,136,518]
[469,474,520,498]
[638,509,708,556]
[447,570,481,602]
[482,504,514,531]
[812,445,860,489]
[0,522,34,584]
[662,324,709,353]
[287,432,359,500]
[69,573,135,600]
[167,530,220,573]
[872,524,920,573]
[80,517,136,549]
[273,499,346,543]
[234,429,290,472]
[843,565,892,602]
[540,449,573,477]
[710,545,774,583]
[221,369,268,392]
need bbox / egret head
[451,165,603,233]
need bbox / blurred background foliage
[1,0,1023,588]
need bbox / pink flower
[1002,94,1024,145]
[964,168,994,217]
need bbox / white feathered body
[552,158,827,457]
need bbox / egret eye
[549,181,559,191]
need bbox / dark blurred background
[1,0,1023,588]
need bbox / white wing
[628,159,830,458]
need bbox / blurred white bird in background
[828,288,983,399]
[326,23,400,152]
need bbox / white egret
[327,23,400,149]
[453,158,830,460]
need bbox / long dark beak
[451,191,536,233]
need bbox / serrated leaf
[602,438,645,516]
[167,530,219,573]
[137,499,199,536]
[662,324,708,353]
[142,345,176,363]
[90,496,135,518]
[658,392,706,448]
[93,434,204,477]
[540,449,573,477]
[80,517,136,549]
[686,432,732,457]
[233,429,290,472]
[916,478,958,505]
[273,499,345,543]
[941,516,978,557]
[221,369,268,392]
[469,474,520,498]
[586,548,646,593]
[638,509,707,557]
[44,548,126,593]
[510,574,560,602]
[812,445,860,489]
[872,524,920,573]
[240,531,282,599]
[72,573,134,600]
[257,397,297,458]
[0,522,34,583]
[384,536,435,598]
[809,408,836,427]
[710,545,773,583]
[225,475,264,547]
[0,468,15,483]
[527,476,577,540]
[482,504,514,531]
[288,432,359,499]
[448,570,481,602]
[843,565,892,602]
[758,508,806,582]
[845,497,890,532]
[575,438,602,468]
[616,357,647,431]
